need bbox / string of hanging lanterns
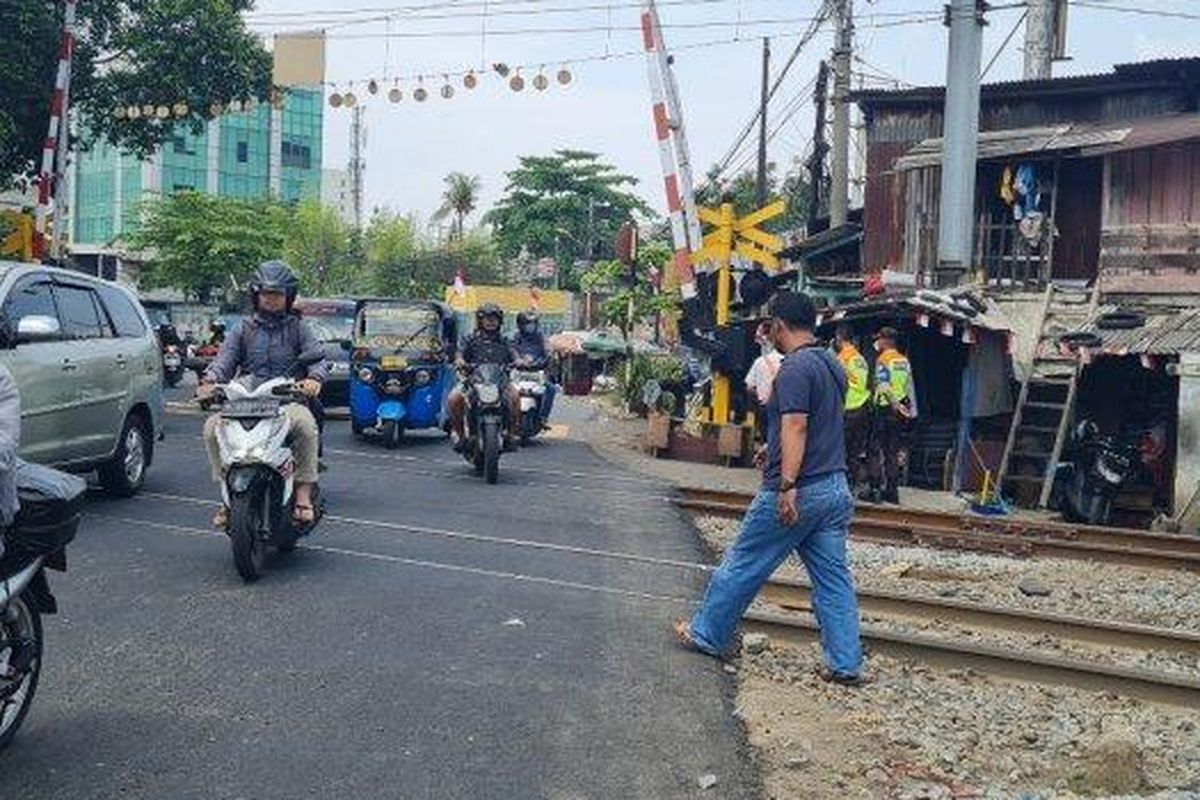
[324,62,573,108]
[110,90,289,121]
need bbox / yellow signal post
[691,199,786,427]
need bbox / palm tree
[433,172,482,241]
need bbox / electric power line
[1071,1,1200,21]
[981,7,1027,79]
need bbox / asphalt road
[0,405,759,799]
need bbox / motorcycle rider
[196,261,327,528]
[510,310,557,425]
[448,303,521,452]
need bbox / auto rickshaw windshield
[358,304,444,355]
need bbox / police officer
[834,325,870,493]
[869,326,916,504]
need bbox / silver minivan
[0,261,164,495]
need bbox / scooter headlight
[413,369,431,386]
[358,367,375,384]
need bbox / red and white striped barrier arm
[35,0,79,245]
[640,1,698,301]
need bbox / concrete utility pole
[756,37,770,208]
[349,105,365,231]
[1023,0,1055,80]
[935,0,985,288]
[806,61,830,231]
[829,0,853,228]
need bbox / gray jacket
[204,312,329,385]
[0,364,20,526]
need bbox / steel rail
[742,608,1200,708]
[675,488,1200,571]
[761,576,1200,655]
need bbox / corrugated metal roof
[1074,306,1200,356]
[1080,113,1200,155]
[815,289,1013,334]
[893,123,1131,171]
[853,58,1200,109]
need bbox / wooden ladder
[998,283,1099,508]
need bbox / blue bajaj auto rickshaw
[348,300,457,448]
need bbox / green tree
[432,172,481,241]
[129,192,288,302]
[368,211,505,300]
[1,0,272,182]
[364,210,422,297]
[483,150,653,291]
[282,200,356,297]
[580,242,677,346]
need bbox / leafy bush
[618,353,684,415]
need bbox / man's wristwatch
[779,478,798,493]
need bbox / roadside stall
[815,289,1015,494]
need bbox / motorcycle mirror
[339,339,353,352]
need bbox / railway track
[675,487,1200,571]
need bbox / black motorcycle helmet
[516,310,539,335]
[476,302,504,330]
[248,260,300,311]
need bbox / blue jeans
[540,382,558,423]
[689,471,862,676]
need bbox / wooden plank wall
[1102,141,1200,289]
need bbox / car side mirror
[15,315,61,344]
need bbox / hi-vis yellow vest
[838,345,870,411]
[874,348,913,408]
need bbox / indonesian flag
[453,267,467,298]
[916,312,930,328]
[1141,354,1156,370]
[939,318,954,337]
[529,285,541,310]
[961,326,977,345]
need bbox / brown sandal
[672,619,705,652]
[212,506,229,530]
[292,503,315,525]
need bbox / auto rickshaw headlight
[358,366,375,384]
[414,369,431,386]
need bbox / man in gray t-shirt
[674,291,864,684]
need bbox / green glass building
[70,87,324,277]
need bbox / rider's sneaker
[503,437,519,453]
[451,434,467,453]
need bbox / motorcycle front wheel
[229,491,268,582]
[382,420,403,450]
[482,418,501,485]
[0,593,43,750]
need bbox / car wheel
[99,413,151,497]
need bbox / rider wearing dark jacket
[510,311,557,423]
[448,304,521,451]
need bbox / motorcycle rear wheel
[230,492,267,582]
[483,419,501,485]
[0,593,42,751]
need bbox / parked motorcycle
[511,363,549,444]
[460,363,508,484]
[1051,420,1140,526]
[162,343,184,387]
[202,353,325,581]
[0,461,85,749]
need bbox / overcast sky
[244,0,1198,224]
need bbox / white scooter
[512,364,549,444]
[204,364,324,582]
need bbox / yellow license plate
[381,355,407,370]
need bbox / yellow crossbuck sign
[690,199,786,270]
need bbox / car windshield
[305,314,355,343]
[358,304,443,355]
